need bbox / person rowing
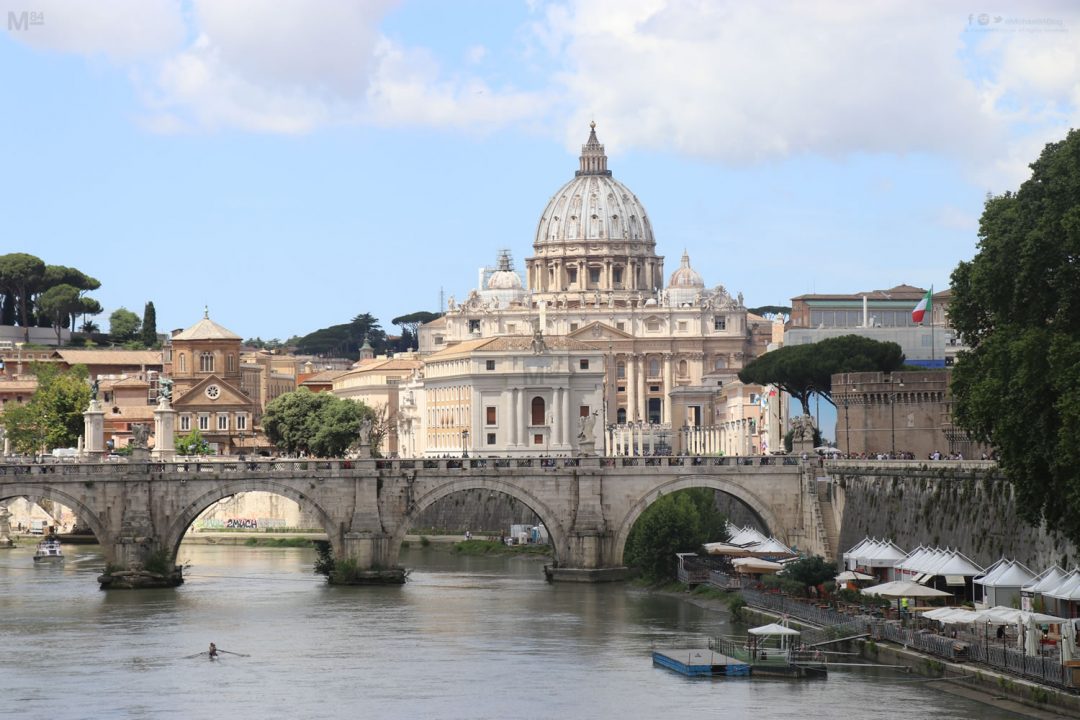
[209,642,218,660]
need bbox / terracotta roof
[53,349,163,366]
[111,376,150,388]
[426,335,600,360]
[173,315,242,341]
[0,379,38,391]
[422,316,448,328]
[340,357,422,377]
[300,369,347,384]
[106,406,156,420]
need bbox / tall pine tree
[140,301,158,347]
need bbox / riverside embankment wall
[826,462,1077,570]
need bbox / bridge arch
[611,476,782,566]
[163,478,340,559]
[0,482,110,549]
[390,477,569,564]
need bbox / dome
[533,124,654,249]
[668,251,704,289]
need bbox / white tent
[732,557,783,574]
[974,559,1035,608]
[748,623,801,636]
[727,524,768,547]
[1021,565,1068,612]
[861,580,952,599]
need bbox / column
[662,354,673,424]
[626,355,637,423]
[565,386,573,448]
[637,357,647,424]
[83,399,105,458]
[152,399,176,462]
[516,389,525,448]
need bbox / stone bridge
[0,455,831,587]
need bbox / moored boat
[33,537,64,563]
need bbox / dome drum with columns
[411,124,779,458]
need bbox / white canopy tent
[1021,565,1067,611]
[974,559,1035,608]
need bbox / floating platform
[652,649,751,677]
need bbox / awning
[945,575,966,586]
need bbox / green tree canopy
[109,307,141,343]
[140,301,158,347]
[0,363,90,453]
[175,428,211,456]
[738,335,905,413]
[0,253,46,342]
[391,310,442,351]
[624,488,729,582]
[262,388,375,457]
[949,129,1080,545]
[37,284,82,346]
[295,313,389,359]
[779,555,835,596]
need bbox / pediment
[567,321,633,341]
[173,375,251,408]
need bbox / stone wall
[830,463,1077,571]
[413,490,539,534]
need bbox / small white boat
[33,537,64,563]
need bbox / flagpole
[930,286,935,365]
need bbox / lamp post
[15,341,23,378]
[461,429,469,458]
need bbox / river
[0,542,1024,719]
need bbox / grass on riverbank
[451,539,552,556]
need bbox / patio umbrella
[814,446,842,454]
[861,580,952,599]
[836,570,875,583]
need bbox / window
[486,406,497,425]
[714,317,726,331]
[616,361,625,378]
[616,322,625,331]
[646,319,660,332]
[617,385,625,393]
[677,321,687,332]
[714,357,727,370]
[180,414,191,431]
[531,396,546,425]
[678,359,688,376]
[567,267,578,285]
[487,433,497,445]
[178,353,186,371]
[579,405,590,417]
[649,385,659,392]
[434,335,444,345]
[236,413,247,431]
[534,433,543,445]
[200,351,214,372]
[648,358,660,377]
[486,360,496,371]
[468,319,480,333]
[198,414,209,431]
[507,323,516,333]
[569,323,578,332]
[616,408,627,423]
[217,413,229,431]
[579,359,589,370]
[589,267,601,284]
[613,267,623,285]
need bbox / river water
[1,543,1023,719]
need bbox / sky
[1,0,1078,343]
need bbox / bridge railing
[0,454,810,477]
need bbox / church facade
[410,125,781,457]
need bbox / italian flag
[912,287,932,324]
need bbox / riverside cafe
[842,537,907,583]
[893,546,985,603]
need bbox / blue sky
[1,1,1078,342]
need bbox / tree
[623,488,729,582]
[391,310,442,351]
[140,301,158,347]
[295,313,389,359]
[738,335,905,413]
[779,555,835,596]
[262,388,375,457]
[0,363,90,453]
[0,253,46,341]
[109,307,141,343]
[37,284,82,346]
[949,129,1080,546]
[175,428,211,456]
[75,296,103,336]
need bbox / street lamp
[461,429,469,458]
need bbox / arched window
[648,358,660,377]
[531,396,546,426]
[200,351,214,372]
[714,356,727,370]
[616,408,627,423]
[178,353,186,371]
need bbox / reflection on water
[0,543,1020,720]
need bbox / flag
[912,287,932,324]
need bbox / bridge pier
[335,531,406,585]
[98,537,184,590]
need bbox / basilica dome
[533,124,654,249]
[668,251,704,289]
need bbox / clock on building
[205,384,221,400]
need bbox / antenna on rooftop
[439,287,445,313]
